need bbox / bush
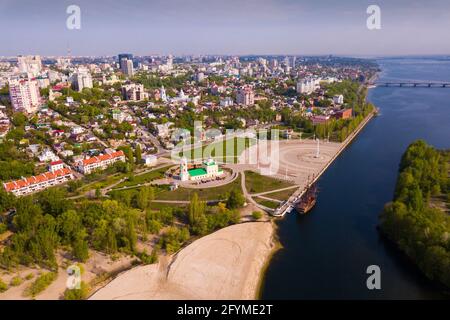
[0,223,7,234]
[226,188,246,209]
[0,278,7,293]
[252,211,263,220]
[64,281,90,300]
[10,276,23,287]
[159,227,190,254]
[138,248,159,265]
[24,272,58,297]
[25,273,34,280]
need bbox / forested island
[379,140,450,288]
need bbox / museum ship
[296,183,317,214]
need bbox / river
[261,57,450,300]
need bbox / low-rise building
[39,149,59,162]
[333,95,344,105]
[3,168,74,196]
[333,108,352,120]
[311,115,330,125]
[179,157,224,182]
[220,97,234,107]
[49,160,64,172]
[77,150,126,174]
[142,154,157,166]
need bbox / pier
[273,110,377,217]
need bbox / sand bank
[90,221,275,300]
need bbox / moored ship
[296,183,317,214]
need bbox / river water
[261,57,450,299]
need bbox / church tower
[180,157,189,181]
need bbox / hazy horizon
[1,0,450,56]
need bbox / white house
[39,149,59,162]
[142,154,157,166]
[333,95,344,105]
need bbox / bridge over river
[369,81,450,88]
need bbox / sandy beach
[90,221,276,300]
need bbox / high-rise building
[56,58,71,69]
[118,53,138,70]
[296,79,316,94]
[71,67,93,92]
[236,86,255,106]
[160,86,168,102]
[167,55,173,69]
[17,55,42,76]
[121,58,134,77]
[196,72,205,83]
[8,78,41,113]
[118,53,133,67]
[269,59,278,69]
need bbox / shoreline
[90,221,276,300]
[255,221,281,299]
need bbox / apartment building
[77,150,126,174]
[3,168,74,196]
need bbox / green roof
[188,168,207,177]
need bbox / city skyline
[1,0,450,56]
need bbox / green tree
[135,144,142,165]
[226,188,245,209]
[11,112,27,127]
[135,187,151,210]
[37,188,70,217]
[188,193,208,235]
[72,230,89,262]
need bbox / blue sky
[1,0,450,56]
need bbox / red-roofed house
[3,168,74,196]
[49,160,64,172]
[77,150,126,174]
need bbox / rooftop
[188,168,207,177]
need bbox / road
[68,161,173,199]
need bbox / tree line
[0,182,246,271]
[379,140,450,288]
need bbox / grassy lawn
[155,174,242,201]
[245,170,294,194]
[115,165,172,188]
[178,137,255,163]
[254,197,280,209]
[78,173,125,193]
[262,188,298,201]
[149,201,188,211]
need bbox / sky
[1,0,450,56]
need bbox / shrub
[24,272,58,297]
[159,227,190,254]
[64,281,90,300]
[138,248,159,265]
[0,223,7,234]
[10,276,23,287]
[0,278,7,293]
[252,211,263,220]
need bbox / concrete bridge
[369,81,450,88]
